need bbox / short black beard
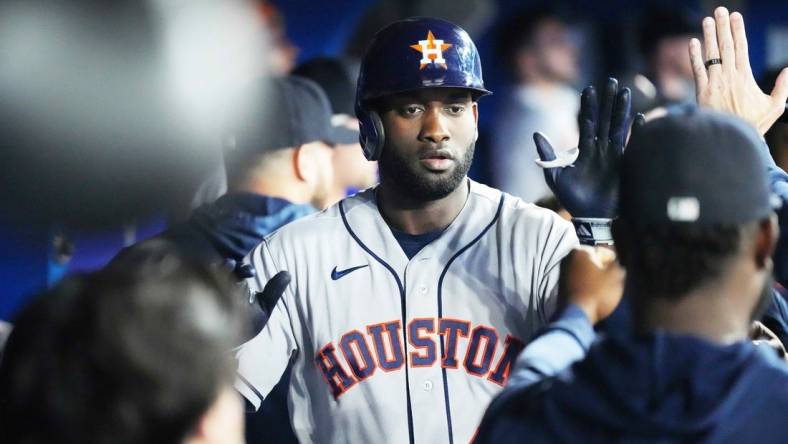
[378,141,475,202]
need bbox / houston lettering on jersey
[314,318,524,398]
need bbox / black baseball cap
[293,57,358,116]
[224,75,357,154]
[621,109,776,225]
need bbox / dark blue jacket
[161,192,314,265]
[476,333,788,444]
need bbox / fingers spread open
[730,12,750,73]
[714,7,735,74]
[702,16,721,79]
[258,270,291,313]
[689,38,709,93]
[597,78,618,151]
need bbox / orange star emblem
[410,30,452,70]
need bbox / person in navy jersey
[477,109,788,444]
[476,8,788,443]
[599,5,788,350]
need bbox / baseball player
[236,18,631,443]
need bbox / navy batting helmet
[355,17,492,161]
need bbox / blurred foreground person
[0,242,247,444]
[294,57,379,204]
[476,110,787,443]
[0,0,267,227]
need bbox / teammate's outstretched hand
[256,271,291,315]
[236,270,291,346]
[535,78,631,244]
[558,246,624,325]
[690,7,788,135]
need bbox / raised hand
[236,270,291,345]
[559,246,625,325]
[689,7,788,135]
[255,271,291,315]
[535,78,632,244]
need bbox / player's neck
[377,179,469,235]
[630,263,757,344]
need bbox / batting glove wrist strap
[572,218,614,245]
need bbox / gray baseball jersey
[235,180,577,443]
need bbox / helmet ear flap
[359,110,385,161]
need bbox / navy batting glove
[534,78,632,244]
[237,270,291,345]
[255,270,291,315]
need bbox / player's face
[377,88,478,201]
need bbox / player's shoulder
[470,181,572,230]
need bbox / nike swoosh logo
[331,265,369,281]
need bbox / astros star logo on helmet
[410,31,452,70]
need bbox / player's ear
[472,102,479,142]
[293,144,312,183]
[753,214,779,270]
[295,142,334,192]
